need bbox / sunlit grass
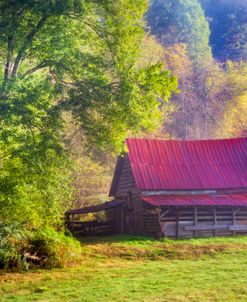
[1,235,247,301]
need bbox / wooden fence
[66,219,115,236]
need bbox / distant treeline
[148,0,247,62]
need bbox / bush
[0,223,81,271]
[28,227,82,268]
[0,222,29,270]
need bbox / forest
[0,0,246,270]
[83,0,247,207]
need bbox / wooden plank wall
[110,153,247,238]
[142,203,161,237]
[105,208,122,233]
[159,206,247,238]
[114,155,143,235]
[115,154,138,197]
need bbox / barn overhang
[65,200,123,236]
[141,194,247,207]
[65,200,122,215]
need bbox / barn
[66,137,247,238]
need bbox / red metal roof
[126,137,247,191]
[142,194,247,207]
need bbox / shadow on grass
[75,234,247,261]
[76,234,156,245]
[76,233,247,246]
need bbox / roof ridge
[126,137,247,144]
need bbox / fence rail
[66,220,115,236]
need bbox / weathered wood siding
[113,154,144,235]
[111,154,247,238]
[115,154,138,197]
[105,207,122,233]
[142,202,161,237]
[159,206,247,238]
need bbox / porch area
[65,200,122,236]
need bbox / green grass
[1,235,247,301]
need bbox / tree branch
[22,61,51,77]
[84,20,112,50]
[17,4,28,17]
[22,60,78,83]
[2,36,14,92]
[11,14,48,80]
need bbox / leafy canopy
[0,0,177,226]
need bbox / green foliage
[0,223,81,270]
[147,0,212,64]
[65,1,178,152]
[29,226,81,268]
[0,153,72,228]
[0,0,177,152]
[0,77,72,227]
[0,0,177,235]
[71,62,177,152]
[0,222,29,270]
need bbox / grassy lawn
[1,236,247,301]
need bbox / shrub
[0,223,81,271]
[28,226,82,268]
[0,222,29,270]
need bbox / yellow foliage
[217,92,247,137]
[138,35,165,68]
[216,61,247,137]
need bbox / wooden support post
[232,208,237,236]
[176,211,180,239]
[72,214,75,233]
[231,208,241,236]
[194,207,198,238]
[156,208,163,237]
[158,208,172,237]
[232,209,236,236]
[213,208,217,237]
[65,213,70,229]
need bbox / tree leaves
[0,0,177,226]
[147,0,212,64]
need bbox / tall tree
[162,43,196,139]
[156,41,228,140]
[0,0,177,226]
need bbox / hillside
[148,0,247,62]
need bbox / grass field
[1,236,247,302]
